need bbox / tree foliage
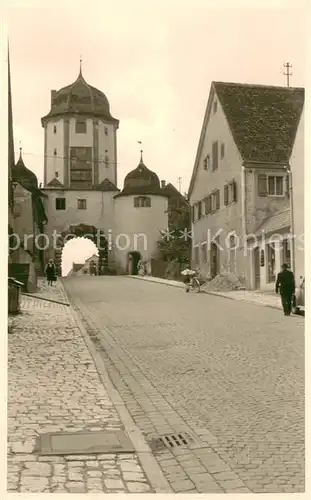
[156,204,191,264]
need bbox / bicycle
[182,271,201,293]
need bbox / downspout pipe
[241,164,246,246]
[241,164,247,284]
[286,165,296,276]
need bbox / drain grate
[149,432,195,451]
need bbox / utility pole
[283,62,292,87]
[177,177,182,192]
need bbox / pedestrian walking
[275,263,295,315]
[45,259,56,286]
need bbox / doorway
[127,251,141,275]
[253,246,260,289]
[210,242,219,279]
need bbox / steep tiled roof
[96,178,119,192]
[255,208,291,236]
[214,82,304,163]
[161,182,186,199]
[47,177,63,187]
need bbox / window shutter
[216,190,220,210]
[208,195,212,213]
[224,185,229,205]
[285,174,290,198]
[232,181,237,202]
[212,141,218,171]
[258,174,267,196]
[191,206,195,222]
[198,201,202,219]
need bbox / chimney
[51,90,57,106]
[161,180,166,188]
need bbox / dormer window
[76,119,87,134]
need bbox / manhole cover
[36,430,135,456]
[149,432,196,451]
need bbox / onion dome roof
[12,149,38,191]
[115,152,164,197]
[41,64,119,125]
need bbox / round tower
[41,65,120,275]
[114,152,168,274]
[41,64,119,189]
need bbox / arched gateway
[40,65,170,275]
[54,223,108,276]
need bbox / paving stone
[7,281,150,494]
[67,470,84,481]
[104,478,125,489]
[122,471,146,481]
[20,476,49,492]
[23,462,52,477]
[87,470,102,477]
[220,479,247,490]
[170,479,195,492]
[127,481,152,492]
[66,481,86,493]
[214,470,241,481]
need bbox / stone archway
[54,223,108,276]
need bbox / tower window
[221,143,225,159]
[55,198,66,210]
[53,125,57,134]
[213,101,217,113]
[77,199,87,210]
[76,119,87,134]
[104,127,108,136]
[134,196,151,208]
[55,171,59,178]
[54,148,57,156]
[104,155,109,167]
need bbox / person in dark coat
[275,263,295,315]
[45,259,56,286]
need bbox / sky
[6,0,307,274]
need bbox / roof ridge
[213,81,304,91]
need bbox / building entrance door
[253,246,260,289]
[210,242,219,279]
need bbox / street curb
[59,279,172,494]
[127,275,286,311]
[127,275,185,289]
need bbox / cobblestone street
[7,280,155,493]
[64,275,305,494]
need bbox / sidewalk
[7,279,157,494]
[129,275,282,310]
